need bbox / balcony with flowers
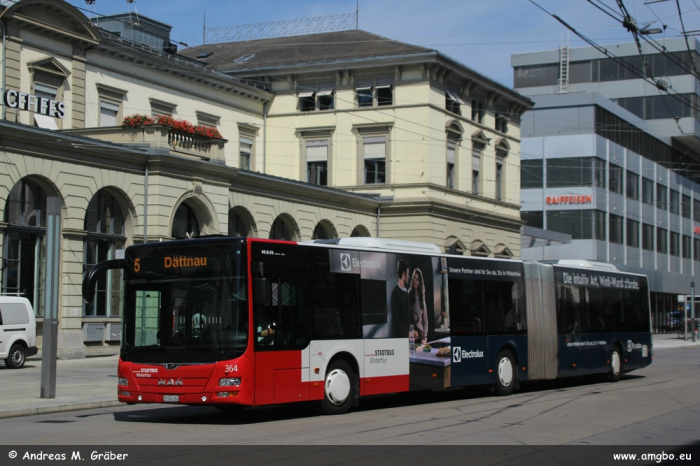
[66,114,228,164]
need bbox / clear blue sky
[65,0,700,87]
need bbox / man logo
[340,253,351,271]
[453,346,462,363]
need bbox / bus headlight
[118,378,129,386]
[219,377,241,387]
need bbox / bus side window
[449,278,485,336]
[308,248,360,340]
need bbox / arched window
[495,140,510,202]
[313,223,328,240]
[228,210,247,237]
[172,202,200,238]
[270,217,291,240]
[2,179,47,316]
[350,226,370,237]
[84,190,126,317]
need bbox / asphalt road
[1,345,698,447]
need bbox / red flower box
[122,114,223,139]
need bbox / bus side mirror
[254,278,271,305]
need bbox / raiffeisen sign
[3,89,66,119]
[545,195,593,205]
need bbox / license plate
[163,395,179,403]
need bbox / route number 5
[134,258,140,272]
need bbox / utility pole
[40,197,61,398]
[692,282,696,342]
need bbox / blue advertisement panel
[445,257,526,388]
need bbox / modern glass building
[513,39,700,333]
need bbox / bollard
[694,328,698,343]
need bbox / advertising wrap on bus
[83,237,652,415]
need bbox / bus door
[253,266,310,406]
[557,284,588,376]
[448,279,490,386]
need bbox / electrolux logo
[452,347,485,363]
[340,253,351,271]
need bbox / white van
[0,297,38,368]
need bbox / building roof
[179,30,432,71]
[179,29,532,108]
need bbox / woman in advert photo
[409,268,428,345]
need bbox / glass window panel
[593,158,606,188]
[550,210,588,239]
[609,163,623,194]
[642,224,654,250]
[682,235,692,259]
[364,160,385,184]
[626,171,639,200]
[270,217,291,240]
[569,61,591,84]
[521,159,543,188]
[547,157,593,188]
[377,86,393,106]
[521,211,543,229]
[172,203,199,238]
[600,58,620,81]
[609,214,623,244]
[228,210,247,237]
[656,184,667,210]
[513,63,559,87]
[657,227,667,254]
[669,189,680,215]
[626,219,639,247]
[642,178,654,205]
[6,182,22,225]
[682,194,691,218]
[670,232,680,256]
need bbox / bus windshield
[121,239,248,364]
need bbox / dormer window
[446,90,464,115]
[495,112,509,133]
[356,77,393,107]
[233,54,255,64]
[298,83,334,112]
[472,99,484,124]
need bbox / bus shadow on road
[111,375,645,426]
[111,386,491,426]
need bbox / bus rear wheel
[609,346,622,382]
[321,360,356,415]
[494,349,516,396]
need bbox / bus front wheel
[609,346,622,382]
[494,349,516,396]
[321,360,356,415]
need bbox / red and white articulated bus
[83,236,652,415]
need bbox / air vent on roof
[234,54,255,64]
[197,52,213,59]
[163,42,177,54]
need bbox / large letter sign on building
[3,89,66,119]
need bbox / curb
[0,401,125,420]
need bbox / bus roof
[305,237,442,254]
[542,259,619,271]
